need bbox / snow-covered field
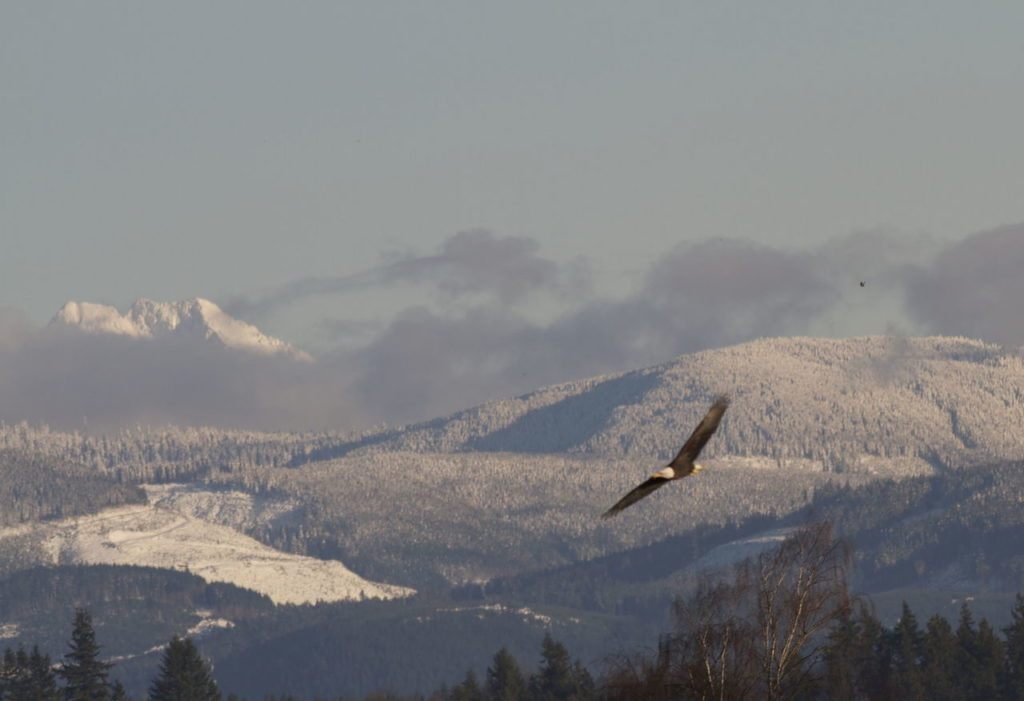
[0,495,413,605]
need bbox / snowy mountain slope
[51,298,312,361]
[144,483,302,532]
[305,336,1024,471]
[248,451,887,587]
[0,498,412,605]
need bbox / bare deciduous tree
[605,522,851,701]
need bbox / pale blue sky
[3,2,1024,345]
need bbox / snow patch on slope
[144,484,302,532]
[107,611,235,663]
[685,529,794,572]
[51,298,312,361]
[0,503,412,605]
[422,604,572,627]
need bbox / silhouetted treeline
[18,585,1024,701]
[2,608,593,701]
[601,522,1024,701]
[17,527,1024,701]
[605,596,1024,701]
[2,608,219,701]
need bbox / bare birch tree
[605,522,851,701]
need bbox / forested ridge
[461,459,1024,621]
[11,532,1024,700]
[4,335,1024,484]
[298,336,1024,471]
[0,449,144,528]
[4,335,1024,593]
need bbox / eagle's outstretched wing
[669,396,729,470]
[601,475,671,519]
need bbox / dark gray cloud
[227,229,589,319]
[642,238,842,348]
[904,224,1024,347]
[346,238,847,423]
[0,227,995,431]
[815,228,942,287]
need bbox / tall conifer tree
[822,610,861,700]
[109,680,129,701]
[528,634,592,701]
[921,615,958,701]
[529,634,576,701]
[450,670,484,701]
[28,645,61,701]
[148,637,220,701]
[60,609,111,701]
[486,648,524,701]
[970,619,1003,701]
[1002,593,1024,699]
[890,602,925,701]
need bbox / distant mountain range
[305,335,1024,471]
[50,298,312,361]
[4,332,1024,697]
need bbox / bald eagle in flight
[601,396,730,519]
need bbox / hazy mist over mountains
[0,224,1022,433]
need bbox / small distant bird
[602,396,730,519]
[859,281,866,287]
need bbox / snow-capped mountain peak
[51,298,312,361]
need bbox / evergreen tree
[60,609,111,701]
[855,606,893,700]
[528,634,589,701]
[2,647,32,701]
[1,644,59,701]
[28,645,61,701]
[148,637,220,701]
[569,662,593,701]
[1002,593,1024,700]
[108,681,129,701]
[449,670,483,701]
[485,648,524,701]
[890,602,925,701]
[921,615,960,701]
[955,602,978,697]
[822,609,860,701]
[953,604,1005,701]
[969,619,1003,701]
[2,648,15,697]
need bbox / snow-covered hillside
[312,336,1024,471]
[0,492,412,605]
[50,298,311,361]
[144,483,302,532]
